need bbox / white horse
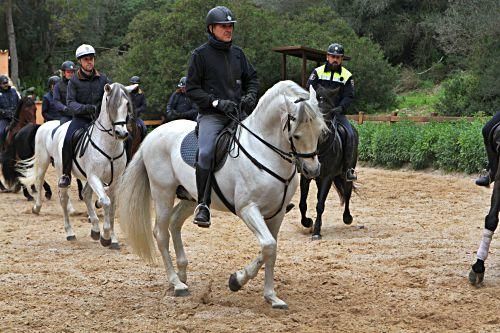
[118,80,327,309]
[19,83,133,248]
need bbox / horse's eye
[293,134,300,140]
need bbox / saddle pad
[180,130,198,168]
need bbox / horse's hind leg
[82,182,100,242]
[334,176,353,225]
[22,185,34,201]
[470,180,500,285]
[312,177,333,240]
[153,192,189,296]
[42,181,52,200]
[299,175,313,228]
[169,200,196,283]
[32,152,51,214]
[107,186,120,249]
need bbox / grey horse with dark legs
[298,85,358,240]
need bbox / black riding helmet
[327,43,344,56]
[0,74,9,84]
[61,61,76,71]
[47,75,61,88]
[206,6,236,32]
[129,76,140,84]
[177,76,186,88]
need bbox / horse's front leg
[42,181,52,200]
[86,175,112,247]
[336,176,353,225]
[312,177,332,240]
[169,200,196,284]
[234,203,287,309]
[82,182,101,243]
[22,185,34,201]
[58,186,75,241]
[299,175,313,228]
[470,181,500,285]
[107,186,120,249]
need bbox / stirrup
[58,174,71,188]
[346,168,357,182]
[193,204,211,228]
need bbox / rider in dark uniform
[42,76,62,121]
[53,60,76,124]
[186,6,259,228]
[0,75,20,141]
[164,76,198,122]
[58,44,111,188]
[307,43,357,181]
[475,111,500,187]
[128,75,147,139]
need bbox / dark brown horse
[125,117,146,163]
[0,97,53,200]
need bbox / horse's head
[282,85,327,179]
[102,83,133,140]
[14,96,36,125]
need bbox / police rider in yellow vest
[307,43,357,181]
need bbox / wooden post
[281,53,287,80]
[390,111,398,123]
[0,50,9,76]
[358,111,364,125]
[35,101,43,125]
[301,51,307,88]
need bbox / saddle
[180,121,238,171]
[51,123,87,157]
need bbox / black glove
[216,99,238,115]
[85,104,97,115]
[241,94,256,114]
[331,106,343,114]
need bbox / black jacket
[42,92,61,121]
[186,35,259,115]
[67,69,111,120]
[130,88,147,118]
[0,87,19,120]
[53,78,71,116]
[165,91,198,122]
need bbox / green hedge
[355,120,487,173]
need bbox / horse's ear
[309,85,318,105]
[125,84,138,93]
[105,83,112,94]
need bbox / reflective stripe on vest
[315,65,352,85]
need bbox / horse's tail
[332,177,358,206]
[0,140,20,188]
[118,146,156,263]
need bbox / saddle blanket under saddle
[180,130,198,168]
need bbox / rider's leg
[58,118,86,188]
[476,112,500,187]
[137,118,147,140]
[193,113,227,227]
[337,114,357,181]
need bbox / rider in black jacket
[42,76,61,121]
[53,60,76,124]
[164,77,198,122]
[186,6,259,228]
[0,75,19,140]
[58,44,111,188]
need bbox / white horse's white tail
[118,147,156,263]
[15,156,36,187]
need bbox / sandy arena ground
[1,166,499,332]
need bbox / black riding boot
[476,144,497,187]
[194,166,212,228]
[58,142,73,188]
[346,168,357,181]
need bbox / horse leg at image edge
[312,177,333,240]
[299,175,313,228]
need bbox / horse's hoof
[95,200,102,209]
[174,288,190,297]
[272,302,289,310]
[66,235,77,241]
[228,273,242,292]
[311,234,322,241]
[343,214,353,225]
[285,203,295,213]
[301,217,313,228]
[32,206,41,215]
[90,230,100,241]
[100,236,111,247]
[109,242,120,250]
[468,269,484,286]
[45,192,52,200]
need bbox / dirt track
[1,166,499,332]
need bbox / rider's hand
[215,99,238,115]
[85,104,97,115]
[332,106,343,114]
[241,94,256,114]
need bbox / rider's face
[63,70,75,80]
[327,54,343,66]
[79,56,95,73]
[0,81,8,90]
[211,23,233,42]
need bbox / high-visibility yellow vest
[314,65,352,85]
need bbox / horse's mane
[106,83,134,118]
[14,97,35,120]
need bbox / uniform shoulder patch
[309,72,317,81]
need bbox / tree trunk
[5,0,19,87]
